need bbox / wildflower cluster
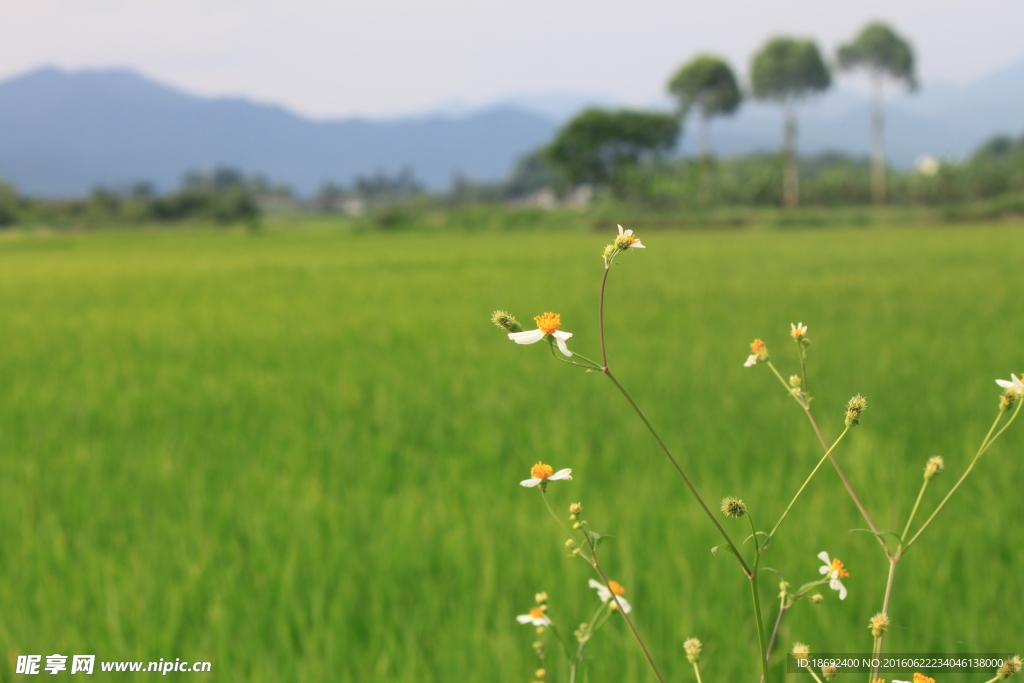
[602,224,645,265]
[493,223,1021,683]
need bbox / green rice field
[0,219,1022,681]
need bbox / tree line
[546,22,919,207]
[0,167,266,228]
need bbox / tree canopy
[750,37,831,102]
[837,22,916,88]
[546,108,681,187]
[667,55,742,119]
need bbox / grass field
[0,219,1022,682]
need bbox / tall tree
[546,108,680,192]
[837,22,917,204]
[750,37,831,207]
[667,55,742,203]
[667,55,742,162]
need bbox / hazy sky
[3,0,1023,119]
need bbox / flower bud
[845,394,868,427]
[720,496,747,518]
[998,656,1022,679]
[683,637,702,664]
[569,502,583,515]
[491,310,522,333]
[535,592,548,604]
[811,593,824,604]
[792,643,810,659]
[789,375,802,388]
[924,456,944,481]
[822,665,838,681]
[565,539,576,549]
[868,612,889,637]
[1000,390,1017,412]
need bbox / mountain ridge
[1,63,1021,197]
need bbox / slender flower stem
[765,361,885,551]
[540,491,578,544]
[765,596,788,667]
[604,369,752,576]
[904,400,1020,551]
[691,662,704,683]
[599,265,611,369]
[547,339,603,370]
[747,513,769,683]
[871,557,898,680]
[797,343,809,399]
[568,602,610,683]
[899,479,930,544]
[805,666,825,683]
[764,426,851,544]
[581,529,666,683]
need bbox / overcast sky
[2,0,1023,120]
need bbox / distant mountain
[1,62,1022,197]
[0,67,557,196]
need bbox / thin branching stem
[599,265,611,369]
[604,369,752,576]
[765,360,886,551]
[582,528,666,683]
[547,338,602,370]
[747,513,769,683]
[871,556,899,680]
[899,479,930,544]
[904,400,1020,550]
[764,596,788,668]
[598,263,750,575]
[764,426,851,544]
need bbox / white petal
[554,336,572,357]
[631,240,645,248]
[614,596,633,614]
[819,566,829,576]
[617,224,625,235]
[996,379,1013,388]
[588,579,604,589]
[516,614,533,624]
[744,354,758,367]
[549,468,572,481]
[832,579,848,600]
[552,330,573,340]
[520,478,541,487]
[817,551,831,564]
[508,329,545,345]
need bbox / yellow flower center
[830,558,850,579]
[534,312,561,335]
[608,580,626,596]
[792,328,805,338]
[750,339,766,353]
[615,234,640,249]
[530,462,554,480]
[913,674,935,683]
[529,607,545,620]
